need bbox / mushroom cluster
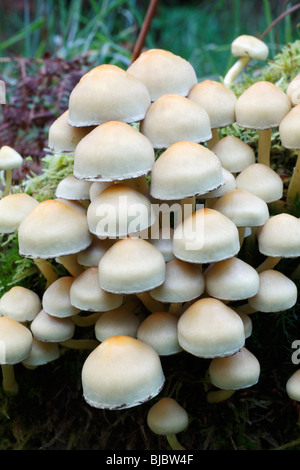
[0,44,300,447]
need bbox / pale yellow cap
[286,369,300,401]
[147,397,189,435]
[258,213,300,257]
[140,94,212,148]
[202,167,236,199]
[56,175,92,200]
[173,208,240,264]
[18,199,92,259]
[137,311,182,356]
[77,236,115,267]
[42,276,80,318]
[248,269,298,312]
[235,163,283,202]
[211,135,255,172]
[94,307,140,342]
[48,110,94,154]
[279,103,300,149]
[0,317,33,364]
[0,193,38,233]
[68,64,151,126]
[0,145,22,170]
[188,80,237,128]
[286,74,300,106]
[209,347,260,390]
[231,35,269,60]
[81,335,165,409]
[30,309,75,342]
[22,338,60,367]
[235,81,291,130]
[74,121,155,181]
[127,48,197,101]
[0,286,41,322]
[177,297,245,358]
[98,237,166,294]
[150,141,223,200]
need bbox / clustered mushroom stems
[1,364,19,396]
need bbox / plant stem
[1,364,19,395]
[223,57,250,86]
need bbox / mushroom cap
[235,81,291,130]
[286,74,300,106]
[233,308,252,338]
[173,208,240,264]
[98,237,166,295]
[77,236,115,267]
[73,121,155,181]
[286,369,300,401]
[177,297,245,358]
[212,189,269,227]
[258,213,300,258]
[22,338,60,367]
[81,335,165,410]
[231,35,269,60]
[42,276,80,318]
[0,286,41,322]
[150,258,205,304]
[18,199,92,259]
[0,145,23,170]
[55,175,92,201]
[188,80,237,128]
[87,183,155,238]
[48,110,94,154]
[70,266,123,312]
[150,141,223,200]
[279,103,300,149]
[147,397,189,435]
[204,257,259,301]
[0,317,33,364]
[137,311,182,356]
[211,135,255,173]
[201,167,236,199]
[248,269,298,312]
[140,94,212,149]
[94,307,140,342]
[30,309,75,343]
[68,64,151,127]
[235,163,283,202]
[0,193,39,233]
[127,48,197,101]
[148,227,175,262]
[208,347,260,390]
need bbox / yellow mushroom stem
[168,302,183,317]
[3,169,12,197]
[136,292,166,313]
[33,258,58,287]
[256,256,281,273]
[166,434,186,451]
[287,150,300,202]
[59,339,99,350]
[58,254,85,277]
[257,128,272,166]
[206,128,219,149]
[71,312,102,327]
[223,57,251,86]
[206,389,236,403]
[1,364,19,395]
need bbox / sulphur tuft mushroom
[0,145,23,197]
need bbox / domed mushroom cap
[213,189,269,227]
[98,237,166,295]
[55,175,92,201]
[177,298,245,358]
[204,257,259,301]
[235,163,283,203]
[235,81,291,130]
[87,183,155,238]
[48,110,94,154]
[68,64,151,127]
[30,309,75,343]
[137,311,182,356]
[42,276,80,318]
[147,397,189,435]
[0,286,41,322]
[73,121,155,181]
[150,258,205,304]
[231,35,269,60]
[127,48,197,101]
[18,199,92,259]
[94,307,140,342]
[140,94,212,149]
[188,80,237,128]
[248,269,298,312]
[279,103,300,149]
[211,135,255,173]
[0,317,33,365]
[77,236,115,267]
[258,213,300,258]
[286,74,300,106]
[286,369,300,401]
[70,266,123,312]
[148,227,175,262]
[0,193,39,233]
[173,208,240,264]
[150,141,223,200]
[22,338,60,368]
[81,335,165,410]
[208,347,260,390]
[201,167,236,199]
[0,145,23,170]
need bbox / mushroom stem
[223,57,250,86]
[59,339,99,350]
[237,303,257,314]
[1,364,19,395]
[71,312,102,327]
[257,128,272,166]
[3,169,12,197]
[287,150,300,202]
[58,254,85,277]
[166,434,186,451]
[33,258,58,287]
[180,197,196,220]
[256,256,281,273]
[136,292,166,313]
[168,302,182,317]
[206,128,220,149]
[238,227,245,247]
[206,389,236,403]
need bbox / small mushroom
[0,145,23,197]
